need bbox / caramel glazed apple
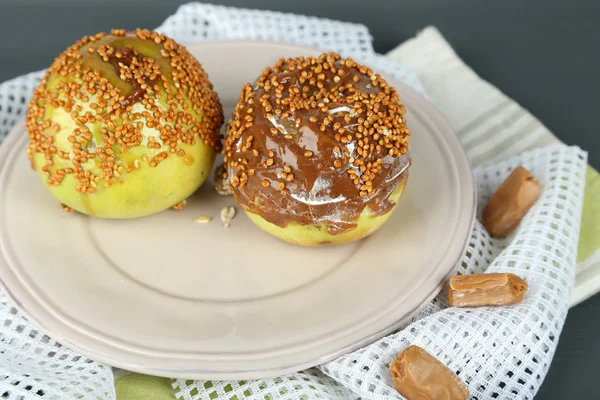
[223,52,411,246]
[26,29,223,218]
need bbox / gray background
[0,0,598,398]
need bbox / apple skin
[244,175,408,246]
[32,142,214,218]
[27,32,222,218]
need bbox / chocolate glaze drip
[226,54,411,235]
[105,47,157,110]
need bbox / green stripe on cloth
[115,374,177,400]
[579,166,600,262]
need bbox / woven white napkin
[0,3,590,400]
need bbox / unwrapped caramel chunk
[447,273,527,307]
[482,166,541,238]
[390,345,469,400]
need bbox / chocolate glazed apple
[26,29,223,218]
[223,52,411,246]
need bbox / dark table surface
[1,0,598,398]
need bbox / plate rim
[0,40,476,379]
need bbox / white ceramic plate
[0,42,475,380]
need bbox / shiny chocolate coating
[224,53,411,234]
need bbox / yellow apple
[26,29,223,218]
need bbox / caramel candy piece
[390,345,469,400]
[482,166,541,238]
[447,273,527,307]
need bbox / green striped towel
[387,27,599,307]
